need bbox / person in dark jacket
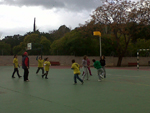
[100,55,106,78]
[22,52,29,81]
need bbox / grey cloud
[1,0,104,11]
[1,0,65,8]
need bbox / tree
[13,33,52,55]
[91,0,150,66]
[49,25,71,41]
[0,42,11,55]
[2,34,24,54]
[126,38,150,57]
[40,36,51,55]
[50,29,100,56]
[24,34,40,44]
[13,45,22,55]
[129,23,150,43]
[2,25,70,55]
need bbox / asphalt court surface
[0,66,150,113]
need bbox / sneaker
[73,83,77,85]
[98,79,101,82]
[100,75,104,79]
[42,75,44,78]
[81,81,84,85]
[19,76,22,78]
[12,76,15,78]
[45,77,48,79]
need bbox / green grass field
[0,66,150,113]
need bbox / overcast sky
[0,0,105,38]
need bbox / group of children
[35,56,51,79]
[11,52,51,81]
[12,52,106,84]
[71,55,106,84]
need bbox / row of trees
[0,0,150,66]
[0,25,70,55]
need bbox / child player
[100,55,106,78]
[92,59,104,81]
[36,56,44,75]
[82,55,88,80]
[82,56,92,76]
[71,59,84,85]
[42,57,51,79]
[12,55,22,78]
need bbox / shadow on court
[0,66,150,113]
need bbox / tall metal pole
[93,31,101,57]
[99,36,102,57]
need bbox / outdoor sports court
[0,66,150,113]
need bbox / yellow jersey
[71,63,81,75]
[38,59,44,67]
[44,61,51,71]
[13,58,18,68]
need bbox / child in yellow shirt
[71,59,83,85]
[12,55,22,78]
[36,56,44,75]
[42,57,51,79]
